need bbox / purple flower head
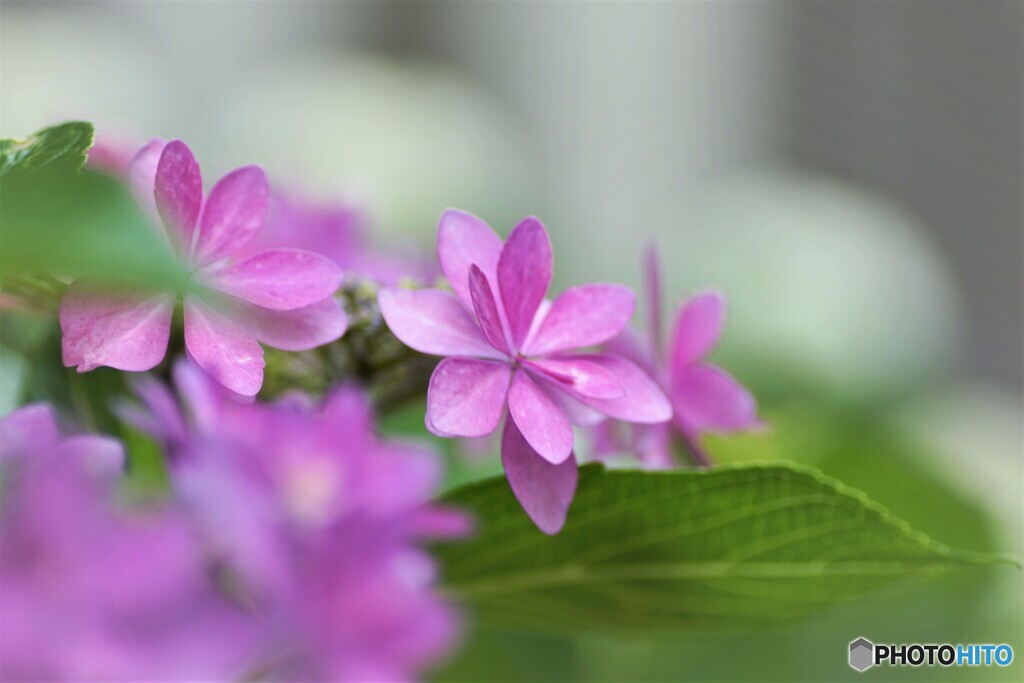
[125,374,469,680]
[379,210,672,533]
[595,247,761,468]
[245,189,436,286]
[60,139,349,396]
[0,405,258,681]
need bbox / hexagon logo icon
[849,637,875,672]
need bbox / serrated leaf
[0,122,94,177]
[438,463,1010,634]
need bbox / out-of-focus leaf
[0,121,93,177]
[438,463,1010,635]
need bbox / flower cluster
[1,372,467,681]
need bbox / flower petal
[497,216,552,348]
[437,209,504,310]
[202,248,342,310]
[0,404,60,459]
[241,297,347,351]
[508,371,574,464]
[523,284,635,356]
[125,138,167,221]
[183,296,265,396]
[426,358,510,437]
[501,416,577,535]
[378,288,504,360]
[670,290,726,370]
[193,165,269,265]
[60,281,173,373]
[468,264,510,354]
[524,357,624,399]
[54,435,125,477]
[154,140,203,254]
[671,363,758,433]
[569,354,672,423]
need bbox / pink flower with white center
[379,210,672,533]
[595,248,761,469]
[60,139,348,395]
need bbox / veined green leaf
[438,463,1011,634]
[0,121,94,177]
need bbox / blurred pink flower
[247,190,436,286]
[0,404,259,681]
[125,365,470,680]
[60,139,348,395]
[379,210,671,534]
[595,248,761,468]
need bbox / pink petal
[0,404,60,459]
[193,165,269,265]
[154,140,203,255]
[542,386,607,427]
[437,209,504,311]
[241,297,348,351]
[183,296,265,396]
[54,435,125,477]
[426,358,510,437]
[670,290,726,370]
[569,353,672,424]
[201,248,342,310]
[523,284,635,356]
[672,363,758,433]
[125,138,167,221]
[468,264,510,354]
[501,416,578,535]
[60,281,173,373]
[508,371,574,464]
[497,216,551,348]
[378,288,504,360]
[524,357,624,399]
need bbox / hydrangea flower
[245,190,436,285]
[595,248,760,468]
[379,210,672,533]
[0,405,258,681]
[60,139,348,395]
[125,362,470,681]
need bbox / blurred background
[1,1,1021,681]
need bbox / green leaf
[438,463,1011,634]
[0,121,94,177]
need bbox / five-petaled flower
[60,139,348,395]
[379,211,672,533]
[596,248,761,469]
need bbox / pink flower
[379,210,672,533]
[596,248,760,468]
[60,139,348,395]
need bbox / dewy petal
[671,363,758,433]
[523,284,636,356]
[570,353,672,424]
[426,358,510,437]
[437,209,504,311]
[670,290,727,371]
[501,416,578,535]
[497,216,552,349]
[183,295,265,396]
[60,280,173,373]
[154,140,203,255]
[468,265,510,354]
[193,165,269,265]
[507,371,574,464]
[241,297,347,351]
[378,288,504,360]
[201,248,342,310]
[524,357,624,400]
[125,138,167,221]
